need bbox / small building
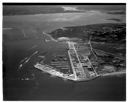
[102,65,116,72]
[57,37,70,42]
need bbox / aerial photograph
[3,3,126,101]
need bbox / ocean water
[3,11,126,32]
[4,73,126,100]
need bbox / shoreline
[101,70,126,77]
[34,63,99,82]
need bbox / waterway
[4,73,125,100]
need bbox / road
[67,41,89,80]
[67,41,99,80]
[67,41,77,80]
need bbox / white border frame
[0,1,127,102]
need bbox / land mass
[30,23,126,81]
[48,23,126,77]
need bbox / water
[4,74,126,100]
[3,11,126,32]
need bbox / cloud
[61,6,79,11]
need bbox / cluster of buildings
[67,41,98,81]
[49,54,73,74]
[34,38,98,81]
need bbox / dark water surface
[4,74,126,101]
